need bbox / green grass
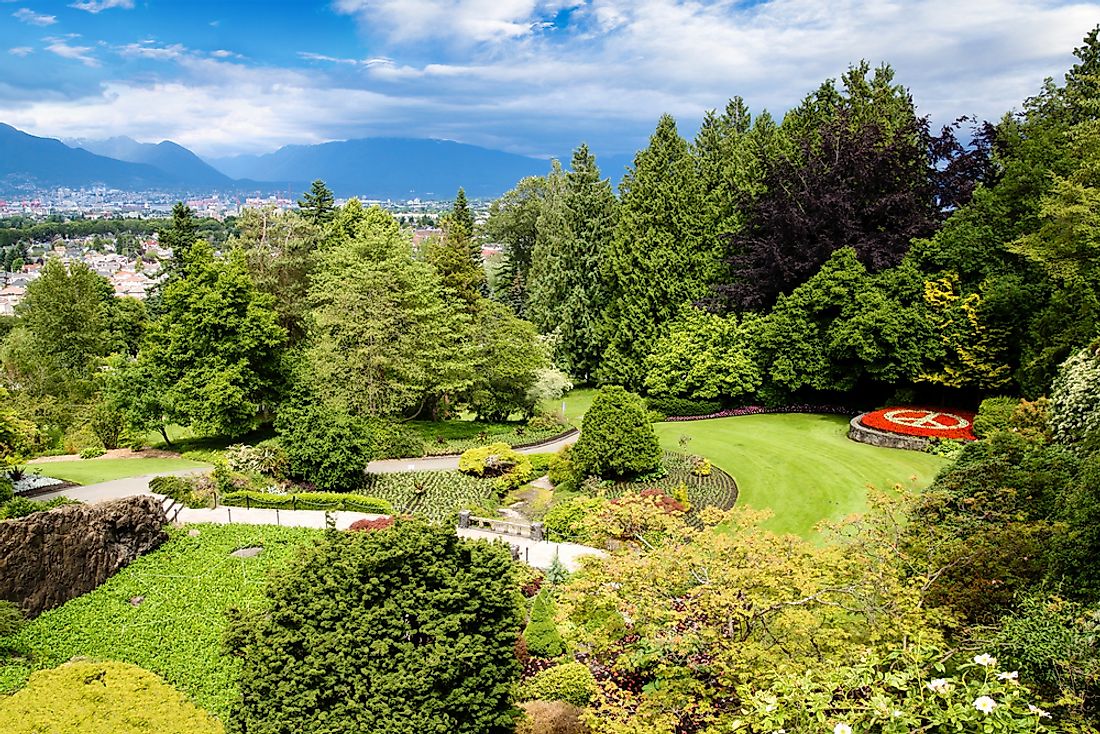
[540,387,597,428]
[654,413,946,539]
[32,458,210,486]
[0,524,322,720]
[146,424,277,462]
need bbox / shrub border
[663,405,861,422]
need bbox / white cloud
[9,46,33,56]
[118,41,188,60]
[13,7,56,25]
[69,0,133,13]
[44,39,99,66]
[333,0,580,44]
[3,0,1098,159]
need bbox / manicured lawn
[0,524,322,719]
[32,457,210,486]
[654,413,946,539]
[541,387,597,428]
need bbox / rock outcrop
[0,496,167,617]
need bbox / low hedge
[220,490,392,514]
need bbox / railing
[457,510,544,541]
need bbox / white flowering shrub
[1049,343,1100,447]
[736,645,1054,733]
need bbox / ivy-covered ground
[0,524,322,720]
[654,413,945,538]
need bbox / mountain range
[0,122,633,199]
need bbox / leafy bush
[547,447,576,491]
[224,440,288,478]
[525,590,564,659]
[227,521,523,734]
[527,453,554,475]
[148,475,212,509]
[572,387,661,479]
[348,517,395,532]
[1050,342,1100,447]
[87,401,127,450]
[458,442,534,492]
[274,400,374,491]
[645,396,723,419]
[0,496,77,520]
[543,496,609,544]
[0,661,223,734]
[521,662,597,707]
[0,476,12,504]
[79,445,106,459]
[974,396,1020,438]
[516,700,589,734]
[221,490,392,514]
[690,456,712,476]
[526,413,567,433]
[369,421,426,459]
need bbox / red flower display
[860,407,977,440]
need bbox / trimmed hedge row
[664,404,860,422]
[220,490,392,514]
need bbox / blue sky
[0,0,1097,159]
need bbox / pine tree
[298,179,336,226]
[598,115,711,388]
[452,187,476,259]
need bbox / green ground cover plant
[0,524,322,719]
[409,419,566,456]
[361,470,501,522]
[653,413,944,537]
[28,457,209,485]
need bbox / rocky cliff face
[0,496,167,617]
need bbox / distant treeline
[0,216,236,249]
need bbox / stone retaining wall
[847,414,929,451]
[0,495,167,617]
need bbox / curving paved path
[364,429,579,474]
[28,468,207,504]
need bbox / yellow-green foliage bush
[458,442,533,491]
[0,660,223,734]
[521,661,598,707]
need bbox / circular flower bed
[860,407,977,440]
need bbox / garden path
[363,429,579,474]
[29,468,207,504]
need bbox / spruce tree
[527,148,618,380]
[598,115,711,388]
[297,179,336,226]
[452,187,476,259]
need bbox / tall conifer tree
[598,115,710,388]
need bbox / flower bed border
[860,406,976,441]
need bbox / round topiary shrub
[571,386,661,479]
[0,661,223,734]
[521,662,598,708]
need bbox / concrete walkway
[364,429,579,474]
[29,468,207,504]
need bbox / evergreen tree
[138,241,287,437]
[426,216,488,311]
[571,385,661,479]
[528,148,619,380]
[452,186,475,245]
[599,115,710,388]
[157,203,197,279]
[228,522,523,734]
[297,179,336,226]
[483,176,547,315]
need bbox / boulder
[0,496,167,617]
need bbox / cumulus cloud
[13,7,56,25]
[69,0,133,13]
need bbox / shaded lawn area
[0,525,322,720]
[654,413,946,539]
[540,387,597,428]
[32,457,210,486]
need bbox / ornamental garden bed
[853,404,976,444]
